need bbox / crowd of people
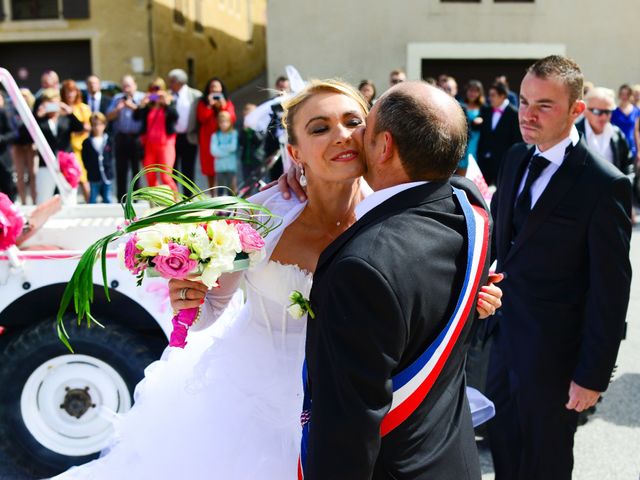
[0,69,294,204]
[0,66,638,210]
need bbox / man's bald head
[373,81,467,181]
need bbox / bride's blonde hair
[282,79,369,145]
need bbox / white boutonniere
[288,290,316,320]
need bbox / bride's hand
[169,278,209,311]
[476,273,504,319]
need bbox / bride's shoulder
[247,186,303,216]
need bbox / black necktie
[512,154,551,237]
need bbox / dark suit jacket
[477,104,522,185]
[575,119,634,175]
[81,134,114,182]
[85,94,112,115]
[305,177,490,480]
[37,113,85,166]
[490,139,632,403]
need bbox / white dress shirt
[355,181,427,220]
[585,121,614,164]
[491,99,510,130]
[175,85,191,134]
[516,125,580,208]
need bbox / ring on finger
[179,287,189,301]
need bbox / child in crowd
[210,110,238,193]
[81,112,114,203]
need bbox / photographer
[196,77,236,190]
[133,78,179,192]
[35,88,85,203]
[107,75,145,200]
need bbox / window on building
[194,0,203,32]
[174,0,185,26]
[11,0,58,20]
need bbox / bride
[53,79,501,479]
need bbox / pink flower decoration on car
[124,234,146,275]
[235,223,265,252]
[0,193,25,250]
[152,242,197,279]
[57,151,81,188]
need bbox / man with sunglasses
[576,87,634,175]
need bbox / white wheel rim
[20,354,132,457]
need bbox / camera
[210,93,224,101]
[44,102,60,114]
[149,93,160,102]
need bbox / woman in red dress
[135,78,179,192]
[196,77,236,190]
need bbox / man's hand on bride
[476,273,504,319]
[259,164,308,201]
[169,278,209,311]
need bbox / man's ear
[380,131,394,163]
[571,100,586,118]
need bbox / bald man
[303,82,489,479]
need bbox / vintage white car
[0,202,175,476]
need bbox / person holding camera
[196,77,236,190]
[35,88,85,203]
[134,78,179,192]
[107,75,145,200]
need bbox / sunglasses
[588,108,613,116]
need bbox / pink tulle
[0,193,25,250]
[58,151,81,188]
[169,307,200,348]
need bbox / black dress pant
[175,133,197,193]
[114,132,142,201]
[486,324,579,480]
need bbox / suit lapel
[504,140,588,264]
[315,182,453,272]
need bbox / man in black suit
[303,82,491,479]
[487,56,632,480]
[477,82,522,186]
[576,86,634,176]
[85,75,111,115]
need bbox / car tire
[0,319,159,477]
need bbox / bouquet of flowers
[57,166,276,351]
[57,151,81,189]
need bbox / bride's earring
[299,165,308,188]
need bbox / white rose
[287,303,305,320]
[248,249,265,267]
[135,228,166,257]
[207,221,242,255]
[200,262,222,288]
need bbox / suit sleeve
[306,256,406,480]
[573,175,632,392]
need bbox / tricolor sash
[298,187,489,478]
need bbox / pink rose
[124,234,145,274]
[235,223,265,252]
[0,193,25,250]
[152,242,197,279]
[58,151,81,188]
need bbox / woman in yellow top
[61,79,91,201]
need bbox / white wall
[267,0,640,93]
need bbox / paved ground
[2,222,639,479]
[480,222,640,480]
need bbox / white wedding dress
[53,188,311,479]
